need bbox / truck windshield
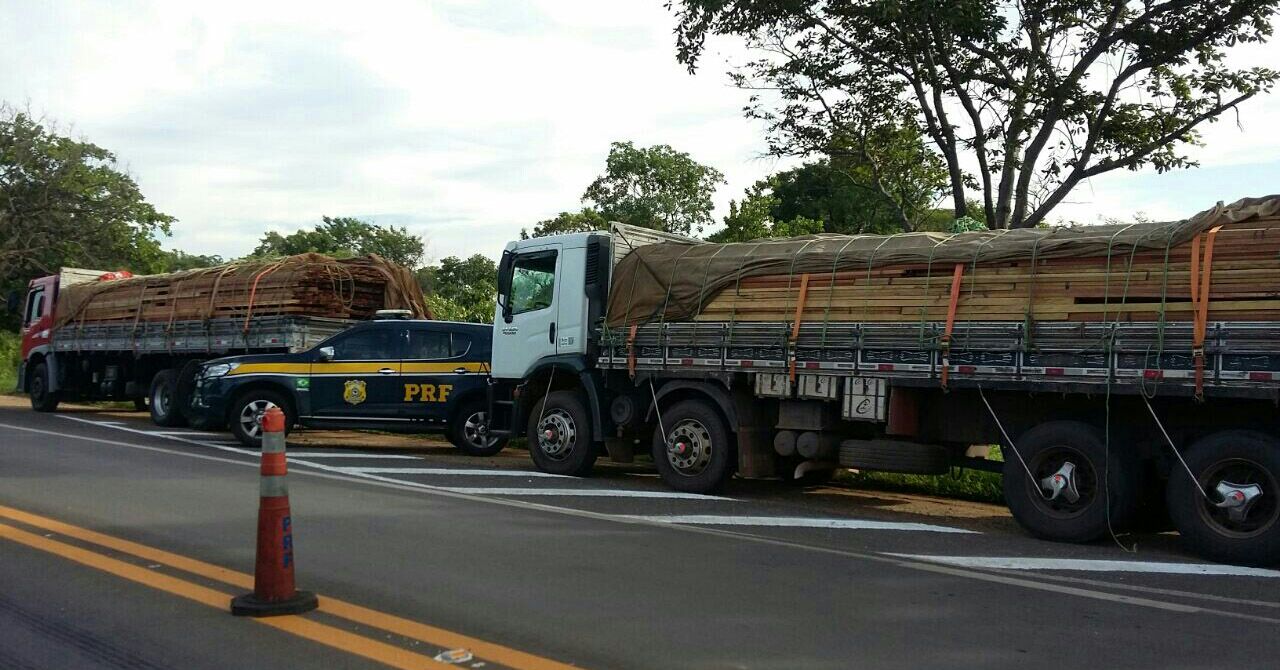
[509,252,556,315]
[24,287,46,327]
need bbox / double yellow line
[0,505,577,670]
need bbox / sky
[2,1,1279,264]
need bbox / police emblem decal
[343,379,367,405]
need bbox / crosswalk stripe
[888,554,1280,578]
[616,515,975,534]
[334,467,568,477]
[439,487,731,500]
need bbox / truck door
[492,245,561,379]
[309,326,405,422]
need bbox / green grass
[834,446,1006,504]
[0,329,19,394]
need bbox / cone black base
[230,590,318,617]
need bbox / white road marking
[334,466,568,477]
[619,515,976,534]
[440,487,731,500]
[889,554,1280,578]
[280,453,420,460]
[147,431,226,438]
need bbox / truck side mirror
[497,250,514,323]
[317,346,335,362]
[5,290,18,315]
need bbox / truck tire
[652,399,735,494]
[1166,431,1280,567]
[1003,421,1139,544]
[527,391,596,476]
[28,362,60,412]
[449,399,508,457]
[838,439,950,475]
[149,370,187,427]
[229,389,294,447]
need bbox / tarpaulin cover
[605,195,1280,327]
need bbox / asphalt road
[1,402,1278,669]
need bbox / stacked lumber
[692,216,1280,325]
[54,253,430,328]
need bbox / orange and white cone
[231,407,318,617]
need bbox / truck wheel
[1003,421,1138,544]
[149,370,187,427]
[229,389,293,447]
[28,362,60,412]
[528,391,596,476]
[652,399,735,494]
[1166,431,1280,567]
[449,399,508,457]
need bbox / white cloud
[1,1,1276,266]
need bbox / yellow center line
[0,505,579,670]
[0,522,445,669]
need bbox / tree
[0,108,175,284]
[672,1,1280,229]
[708,177,824,242]
[417,254,497,323]
[253,216,424,268]
[159,250,224,272]
[522,208,609,239]
[583,141,725,235]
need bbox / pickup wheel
[29,362,60,412]
[229,389,293,447]
[149,369,187,427]
[1167,431,1280,567]
[652,399,735,494]
[1003,421,1139,544]
[449,399,508,457]
[528,391,596,476]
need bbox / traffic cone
[231,407,318,617]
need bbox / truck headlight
[201,363,239,378]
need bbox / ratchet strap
[626,324,638,378]
[939,263,965,390]
[1189,225,1222,401]
[788,273,811,382]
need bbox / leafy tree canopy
[253,216,425,268]
[416,254,497,323]
[522,207,609,239]
[672,0,1280,229]
[0,108,175,285]
[708,177,824,242]
[583,141,725,235]
[158,249,224,272]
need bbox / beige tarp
[605,195,1280,327]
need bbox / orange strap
[788,273,811,381]
[939,263,965,389]
[1189,225,1222,399]
[243,262,285,332]
[626,324,639,378]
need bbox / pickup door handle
[378,368,396,375]
[549,322,556,345]
[453,367,468,374]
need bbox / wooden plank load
[606,195,1280,328]
[53,253,430,329]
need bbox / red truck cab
[19,274,58,363]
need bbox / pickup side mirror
[317,346,335,362]
[5,290,19,315]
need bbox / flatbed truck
[487,225,1280,566]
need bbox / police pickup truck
[189,316,505,455]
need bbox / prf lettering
[403,383,453,403]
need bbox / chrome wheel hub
[239,400,278,439]
[463,411,495,448]
[666,419,712,476]
[537,409,576,460]
[1213,481,1263,524]
[1040,461,1081,504]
